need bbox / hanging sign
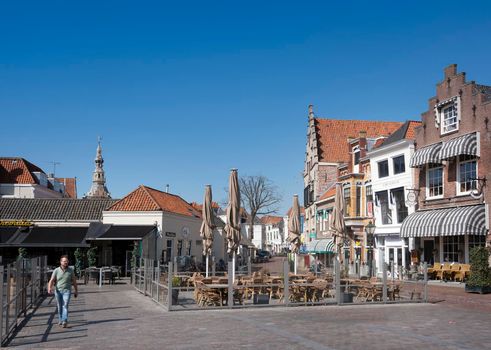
[0,220,32,227]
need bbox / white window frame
[440,103,459,135]
[377,159,389,178]
[426,163,444,199]
[456,155,478,196]
[392,154,406,175]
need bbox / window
[393,155,405,175]
[354,149,360,165]
[442,104,458,134]
[355,184,362,217]
[469,235,486,251]
[343,186,351,216]
[427,163,443,198]
[378,160,389,178]
[365,184,373,217]
[177,240,183,256]
[458,155,477,194]
[376,190,392,225]
[391,187,408,223]
[186,241,192,255]
[443,236,464,262]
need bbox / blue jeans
[54,289,71,323]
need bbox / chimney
[359,130,367,139]
[165,184,170,193]
[444,64,457,79]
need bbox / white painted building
[102,185,227,265]
[0,158,76,199]
[260,216,284,254]
[368,121,421,277]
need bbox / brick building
[303,106,402,257]
[401,64,491,264]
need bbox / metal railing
[132,257,427,311]
[0,256,48,346]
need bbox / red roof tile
[315,119,403,162]
[405,121,422,140]
[286,206,305,217]
[260,215,283,225]
[0,158,45,184]
[55,177,78,198]
[107,185,201,217]
[319,186,336,201]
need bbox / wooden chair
[454,264,470,282]
[447,263,461,281]
[195,281,221,307]
[428,263,442,279]
[312,278,327,302]
[435,263,450,280]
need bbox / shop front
[400,204,488,264]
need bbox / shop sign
[0,220,32,227]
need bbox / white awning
[306,238,335,253]
[440,132,479,160]
[409,142,442,167]
[400,204,487,238]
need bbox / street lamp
[365,221,376,277]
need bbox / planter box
[341,292,353,303]
[253,294,270,305]
[465,285,491,294]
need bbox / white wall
[102,211,227,262]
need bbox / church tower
[86,139,111,198]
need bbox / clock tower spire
[86,137,111,198]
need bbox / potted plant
[87,246,98,267]
[465,246,491,294]
[172,276,181,304]
[74,248,84,278]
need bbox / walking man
[48,255,78,328]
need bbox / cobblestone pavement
[7,279,491,350]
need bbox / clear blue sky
[1,1,491,214]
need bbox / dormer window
[442,104,458,133]
[434,96,460,135]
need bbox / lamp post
[365,221,376,277]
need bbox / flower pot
[465,284,491,294]
[172,289,179,304]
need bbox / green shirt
[52,267,74,291]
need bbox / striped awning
[409,142,442,167]
[400,204,487,238]
[440,132,479,160]
[306,238,335,253]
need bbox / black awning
[2,226,89,247]
[0,227,24,244]
[86,223,156,240]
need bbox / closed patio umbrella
[200,185,216,277]
[225,169,241,280]
[288,195,301,274]
[330,183,347,258]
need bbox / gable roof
[314,119,403,163]
[286,206,305,217]
[0,158,45,185]
[55,177,78,198]
[107,185,201,218]
[379,120,422,147]
[319,186,336,201]
[0,198,117,221]
[260,215,283,225]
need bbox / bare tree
[239,175,282,242]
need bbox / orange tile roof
[55,177,78,198]
[0,158,45,184]
[405,121,422,140]
[260,215,283,225]
[319,186,336,201]
[315,119,403,162]
[190,201,220,212]
[107,185,201,217]
[286,206,305,217]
